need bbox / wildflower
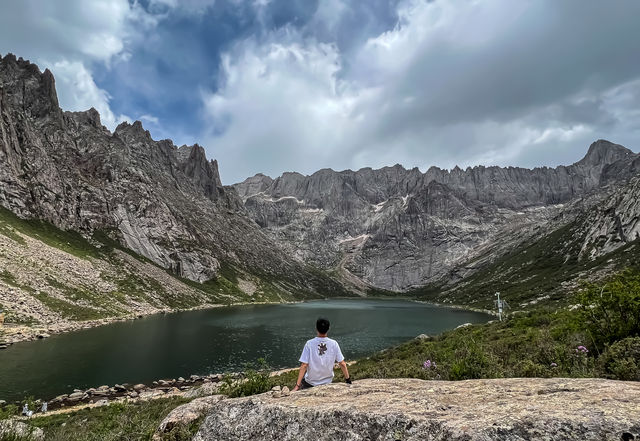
[575,345,589,354]
[421,359,438,371]
[550,362,557,368]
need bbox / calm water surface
[0,299,490,402]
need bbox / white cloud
[202,35,365,181]
[139,114,160,125]
[148,0,217,15]
[47,60,131,130]
[0,0,137,63]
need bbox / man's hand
[293,362,308,392]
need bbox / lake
[0,299,490,402]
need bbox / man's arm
[292,362,308,391]
[338,360,351,383]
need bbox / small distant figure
[293,317,351,391]
[22,403,33,417]
[41,401,48,413]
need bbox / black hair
[316,317,330,334]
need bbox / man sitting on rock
[293,317,351,391]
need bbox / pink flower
[422,360,435,370]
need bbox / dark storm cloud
[203,0,640,183]
[370,1,640,133]
[1,1,639,183]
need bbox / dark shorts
[300,378,314,390]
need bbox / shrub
[447,337,496,380]
[219,358,272,398]
[577,269,640,350]
[515,359,548,378]
[0,404,18,421]
[598,337,640,381]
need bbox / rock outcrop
[234,141,639,291]
[155,395,225,440]
[195,378,640,440]
[0,53,344,297]
[576,175,640,259]
[0,420,44,441]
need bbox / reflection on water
[0,299,490,402]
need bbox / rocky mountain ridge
[0,53,344,299]
[234,140,639,291]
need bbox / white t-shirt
[299,336,344,386]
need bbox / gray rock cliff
[0,53,343,295]
[234,140,639,291]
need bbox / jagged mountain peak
[65,107,103,129]
[114,120,153,141]
[576,139,635,166]
[0,52,61,121]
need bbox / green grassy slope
[0,206,343,330]
[408,219,640,310]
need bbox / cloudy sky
[1,0,639,184]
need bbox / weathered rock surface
[576,175,640,259]
[235,140,639,291]
[195,378,640,441]
[155,395,225,440]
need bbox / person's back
[300,336,342,386]
[293,317,351,391]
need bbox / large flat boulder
[194,378,640,440]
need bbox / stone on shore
[183,382,220,399]
[194,378,640,441]
[67,392,84,402]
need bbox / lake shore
[0,295,494,347]
[0,298,305,346]
[411,299,498,317]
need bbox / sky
[1,0,639,184]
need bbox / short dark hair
[316,317,330,334]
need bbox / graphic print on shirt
[318,342,327,356]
